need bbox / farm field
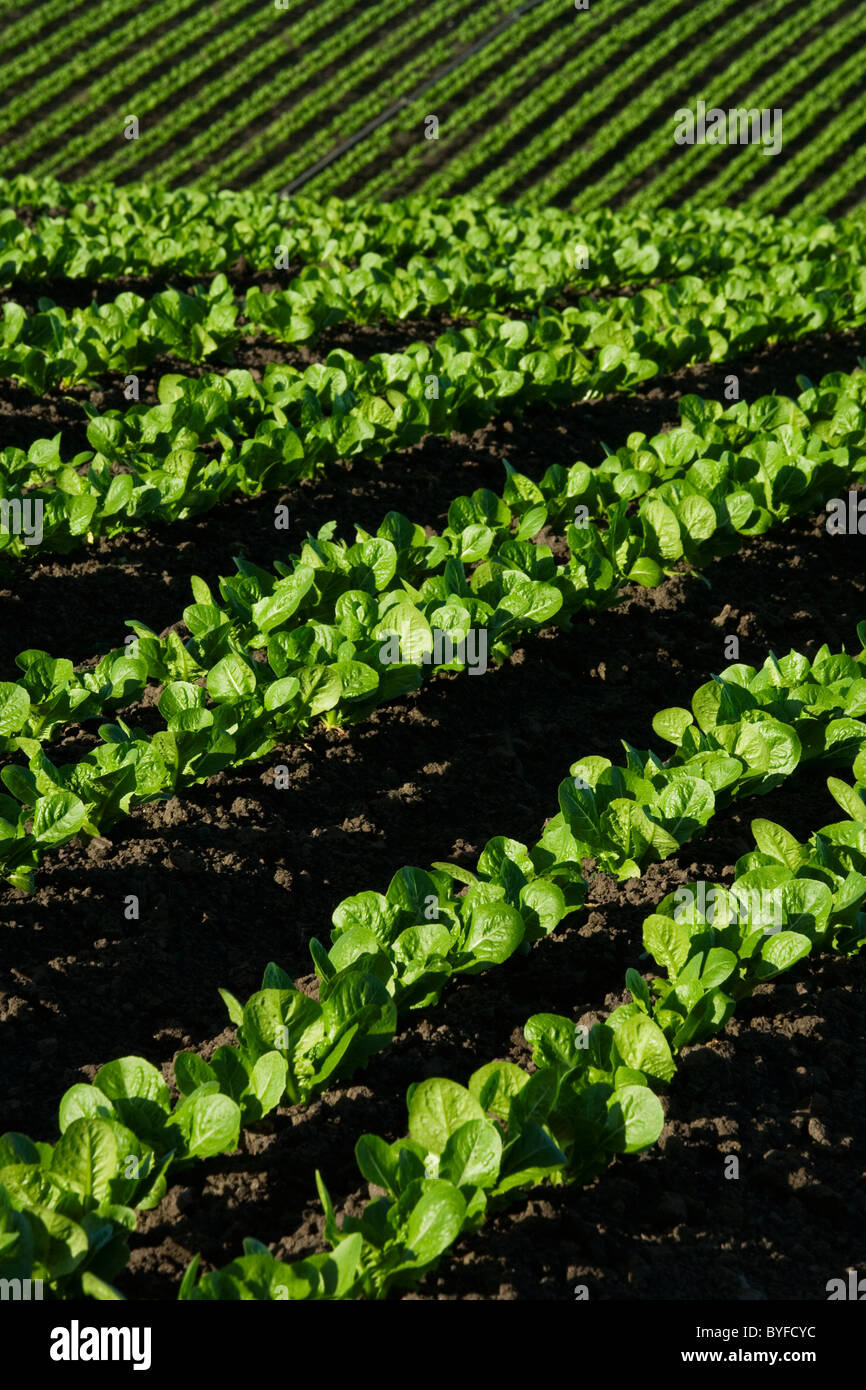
[1,0,866,1329]
[1,0,865,213]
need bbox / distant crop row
[208,0,511,195]
[0,0,516,194]
[30,0,281,186]
[569,0,857,211]
[346,0,866,216]
[94,0,425,189]
[302,0,574,201]
[1,0,160,115]
[3,0,77,55]
[0,0,863,215]
[628,0,866,214]
[355,0,739,203]
[0,0,211,162]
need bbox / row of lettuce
[455,0,860,213]
[3,198,864,386]
[2,377,866,888]
[5,375,862,739]
[1,229,863,414]
[2,635,865,1297]
[2,248,865,560]
[0,176,855,286]
[187,783,866,1301]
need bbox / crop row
[3,374,863,740]
[743,69,866,214]
[2,371,866,887]
[339,0,866,217]
[3,244,865,559]
[1,374,858,745]
[29,0,285,184]
[470,0,774,202]
[29,0,512,191]
[2,3,864,214]
[4,206,860,397]
[325,0,866,216]
[369,0,701,203]
[1,0,137,96]
[800,142,866,225]
[1,176,853,289]
[159,0,407,189]
[3,0,86,58]
[539,0,864,207]
[2,635,865,1296]
[0,0,220,156]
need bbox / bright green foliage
[2,372,866,887]
[0,180,851,289]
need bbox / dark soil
[0,267,303,312]
[2,315,866,1298]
